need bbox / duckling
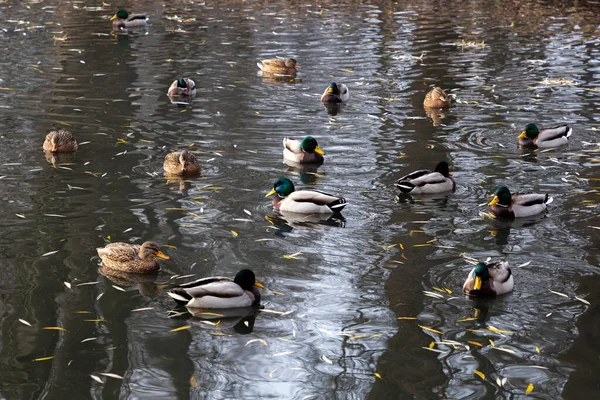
[163,149,201,175]
[167,78,196,97]
[97,241,170,273]
[517,123,572,148]
[395,161,455,194]
[488,186,553,219]
[266,177,347,214]
[321,82,349,103]
[110,9,147,30]
[463,261,513,296]
[283,136,325,164]
[423,87,451,109]
[168,269,264,309]
[257,58,300,76]
[43,130,78,153]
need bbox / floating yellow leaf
[75,311,93,314]
[429,341,435,349]
[43,326,67,331]
[374,372,382,380]
[170,325,191,332]
[231,230,238,237]
[268,369,277,377]
[348,335,365,341]
[245,339,268,347]
[444,288,452,294]
[488,326,514,334]
[536,347,540,354]
[397,317,417,320]
[34,356,54,362]
[418,325,443,335]
[190,376,198,388]
[468,341,483,347]
[526,383,534,395]
[457,318,477,322]
[474,369,485,380]
[84,319,106,323]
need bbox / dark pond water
[1,0,600,398]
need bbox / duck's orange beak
[474,276,482,290]
[315,146,325,155]
[156,251,170,260]
[488,196,499,206]
[265,188,277,197]
[517,131,527,139]
[327,87,333,93]
[254,280,265,289]
[110,13,118,21]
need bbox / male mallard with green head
[517,123,572,148]
[167,78,196,97]
[163,149,200,175]
[97,241,170,273]
[488,186,553,219]
[110,9,148,30]
[283,136,325,164]
[321,82,349,103]
[463,261,513,296]
[423,87,451,109]
[168,269,264,309]
[266,177,347,214]
[257,58,300,76]
[395,161,455,194]
[43,130,78,153]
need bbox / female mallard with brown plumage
[43,130,78,153]
[167,78,196,97]
[517,123,572,148]
[257,58,300,76]
[423,87,451,109]
[168,269,264,309]
[463,260,513,296]
[395,161,455,194]
[488,186,553,219]
[321,82,349,103]
[163,149,200,175]
[110,9,148,30]
[266,177,347,214]
[97,241,170,273]
[283,136,325,164]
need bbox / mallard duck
[168,269,264,309]
[110,9,148,30]
[517,123,572,148]
[257,58,300,76]
[167,78,196,97]
[321,82,349,103]
[488,186,553,219]
[43,130,78,153]
[283,136,325,164]
[96,241,170,273]
[463,261,513,296]
[163,149,201,175]
[395,161,455,194]
[423,87,451,109]
[265,177,347,214]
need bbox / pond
[0,0,599,398]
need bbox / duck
[43,130,78,153]
[423,87,451,109]
[463,260,514,296]
[163,149,201,175]
[321,82,349,103]
[283,136,325,164]
[167,78,196,97]
[168,269,264,309]
[517,123,572,148]
[96,241,170,273]
[395,161,456,194]
[257,58,300,76]
[488,186,553,219]
[266,177,347,214]
[110,9,148,30]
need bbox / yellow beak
[517,131,526,139]
[254,281,265,289]
[110,13,118,21]
[327,87,333,93]
[488,196,499,206]
[448,172,453,176]
[265,188,277,197]
[474,276,482,290]
[156,251,170,260]
[315,146,325,155]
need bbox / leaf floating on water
[170,325,191,332]
[418,325,443,335]
[467,340,483,347]
[64,282,71,289]
[44,326,67,331]
[283,252,303,260]
[489,339,495,347]
[474,369,485,380]
[84,319,106,323]
[321,355,333,364]
[76,281,100,286]
[457,318,477,322]
[268,369,277,377]
[16,213,25,218]
[42,250,59,257]
[397,317,417,320]
[549,290,569,298]
[34,356,54,362]
[374,372,382,380]
[493,347,516,354]
[272,351,294,357]
[515,261,532,268]
[429,341,435,349]
[81,337,97,343]
[132,307,154,312]
[100,373,124,380]
[112,285,126,292]
[444,288,452,294]
[44,214,66,218]
[244,209,252,216]
[90,375,103,383]
[535,347,540,354]
[575,297,591,305]
[245,339,268,347]
[487,326,514,334]
[19,318,32,326]
[496,377,503,387]
[526,383,534,395]
[231,230,238,237]
[96,292,104,301]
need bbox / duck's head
[285,58,300,69]
[326,82,340,95]
[489,186,512,207]
[234,269,265,291]
[471,262,490,290]
[434,161,452,177]
[518,123,540,139]
[265,177,295,198]
[301,136,325,155]
[178,149,195,173]
[111,9,128,21]
[139,241,170,261]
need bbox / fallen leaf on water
[84,319,106,323]
[493,347,516,354]
[457,318,477,322]
[231,230,238,237]
[575,297,591,305]
[90,375,103,383]
[64,282,71,289]
[397,317,417,320]
[170,325,191,332]
[132,307,154,312]
[34,356,54,362]
[348,335,365,341]
[81,337,97,343]
[100,373,124,380]
[19,319,32,326]
[536,347,540,354]
[374,372,382,379]
[418,325,443,335]
[474,369,485,380]
[16,213,25,219]
[526,383,534,395]
[245,339,268,347]
[487,326,514,334]
[43,326,67,331]
[468,341,483,347]
[549,290,569,298]
[273,351,294,357]
[42,251,58,257]
[268,369,277,377]
[321,355,333,364]
[112,285,126,292]
[283,252,303,260]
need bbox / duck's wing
[169,277,243,303]
[97,243,138,263]
[126,13,147,22]
[287,190,347,212]
[283,137,302,153]
[539,125,572,141]
[339,84,350,102]
[512,193,552,206]
[396,169,432,182]
[260,59,285,69]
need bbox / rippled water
[1,0,600,399]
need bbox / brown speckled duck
[163,149,201,175]
[97,241,170,273]
[424,87,451,109]
[257,58,300,76]
[43,130,78,153]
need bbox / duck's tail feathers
[545,195,554,205]
[256,61,264,71]
[395,181,415,193]
[329,198,347,212]
[168,289,192,305]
